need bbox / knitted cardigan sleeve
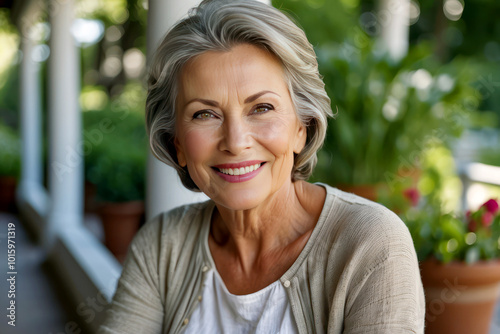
[339,207,426,334]
[97,213,165,334]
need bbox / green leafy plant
[83,107,147,203]
[463,199,500,262]
[0,121,20,178]
[312,41,481,186]
[386,186,500,264]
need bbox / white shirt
[182,268,299,334]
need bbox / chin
[211,187,267,211]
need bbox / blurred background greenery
[0,0,499,212]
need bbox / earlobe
[174,137,187,167]
[293,125,307,154]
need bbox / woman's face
[175,43,306,211]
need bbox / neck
[210,180,323,275]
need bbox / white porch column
[145,0,206,220]
[378,0,410,61]
[45,0,83,247]
[18,32,43,198]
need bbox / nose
[218,115,252,155]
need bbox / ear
[174,137,187,167]
[293,123,307,154]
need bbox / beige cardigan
[98,184,425,334]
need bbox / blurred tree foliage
[273,0,359,46]
[274,0,498,186]
[77,0,148,97]
[274,0,500,126]
[0,8,20,129]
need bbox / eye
[193,111,216,120]
[253,104,273,114]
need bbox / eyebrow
[184,90,280,108]
[244,90,280,103]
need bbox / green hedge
[0,121,20,178]
[83,107,147,202]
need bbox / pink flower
[403,188,420,207]
[482,212,494,227]
[482,199,499,214]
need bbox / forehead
[177,44,288,103]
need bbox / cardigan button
[198,295,203,301]
[183,318,189,326]
[283,280,291,288]
[202,265,209,272]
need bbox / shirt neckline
[211,267,282,300]
[200,183,336,288]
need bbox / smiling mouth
[212,162,265,176]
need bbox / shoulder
[305,185,424,331]
[318,184,415,267]
[127,200,213,259]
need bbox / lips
[212,160,266,175]
[212,160,265,169]
[215,163,263,176]
[211,160,266,182]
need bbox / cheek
[183,128,217,164]
[254,117,297,158]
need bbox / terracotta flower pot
[84,181,98,213]
[0,176,17,213]
[98,200,145,263]
[420,258,500,334]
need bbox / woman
[98,0,425,333]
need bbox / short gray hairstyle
[146,0,333,191]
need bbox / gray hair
[146,0,333,191]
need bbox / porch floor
[0,212,89,334]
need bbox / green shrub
[83,107,147,202]
[0,122,20,178]
[312,42,481,186]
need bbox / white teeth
[218,163,262,176]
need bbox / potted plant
[387,183,500,334]
[311,41,480,199]
[84,108,147,263]
[0,122,20,213]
